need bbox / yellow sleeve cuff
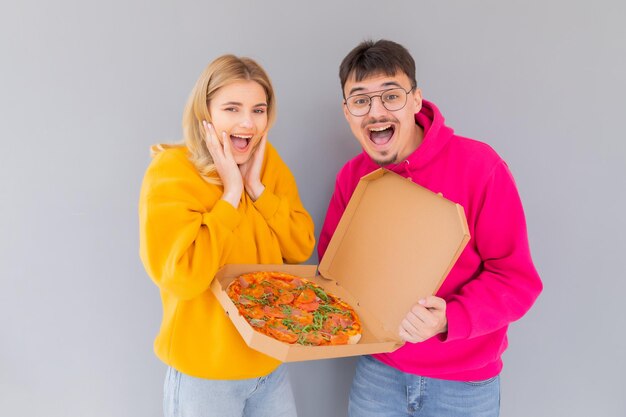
[203,199,242,231]
[253,189,281,220]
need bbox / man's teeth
[369,125,392,132]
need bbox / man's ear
[342,101,351,121]
[412,88,423,113]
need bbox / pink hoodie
[318,100,542,381]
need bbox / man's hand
[399,296,448,343]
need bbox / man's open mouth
[368,125,395,145]
[230,134,253,150]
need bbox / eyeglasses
[344,86,415,116]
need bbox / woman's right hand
[203,121,243,208]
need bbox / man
[318,39,543,417]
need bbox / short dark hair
[339,39,416,95]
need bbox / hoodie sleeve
[139,151,241,300]
[252,146,315,264]
[318,173,350,260]
[443,161,543,342]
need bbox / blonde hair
[151,55,276,184]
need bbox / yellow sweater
[139,144,315,379]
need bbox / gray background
[1,1,624,416]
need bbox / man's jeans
[163,365,297,417]
[349,355,500,417]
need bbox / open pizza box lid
[211,168,470,362]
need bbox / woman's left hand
[239,134,267,201]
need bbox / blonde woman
[139,55,315,417]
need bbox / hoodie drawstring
[403,159,415,181]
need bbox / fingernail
[418,299,426,305]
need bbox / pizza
[227,271,362,346]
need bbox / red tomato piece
[295,301,319,312]
[277,292,295,305]
[296,289,316,304]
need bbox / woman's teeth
[230,134,252,150]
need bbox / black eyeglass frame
[343,86,415,116]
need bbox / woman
[139,55,315,417]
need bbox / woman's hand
[203,121,243,208]
[239,134,267,201]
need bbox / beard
[372,151,399,166]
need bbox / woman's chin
[234,153,252,166]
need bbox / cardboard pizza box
[211,168,470,362]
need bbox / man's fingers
[400,317,420,335]
[409,304,438,328]
[418,296,446,311]
[400,297,448,343]
[399,323,424,343]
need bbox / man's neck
[397,124,424,162]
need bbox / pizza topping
[299,331,325,346]
[263,306,286,318]
[277,292,295,305]
[266,323,298,344]
[249,318,266,328]
[295,301,320,312]
[227,272,361,346]
[238,275,253,288]
[329,333,349,345]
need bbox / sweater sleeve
[139,153,242,300]
[252,149,315,264]
[444,161,543,342]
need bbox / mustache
[361,116,398,129]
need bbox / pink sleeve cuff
[442,300,472,342]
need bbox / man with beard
[318,39,542,417]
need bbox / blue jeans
[349,355,500,417]
[163,366,297,417]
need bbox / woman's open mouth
[230,134,253,151]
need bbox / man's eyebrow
[347,86,366,96]
[381,81,402,88]
[347,81,403,96]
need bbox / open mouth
[368,125,395,146]
[230,134,253,150]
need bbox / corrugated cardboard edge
[429,202,471,295]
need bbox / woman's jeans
[349,355,500,417]
[163,365,297,417]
